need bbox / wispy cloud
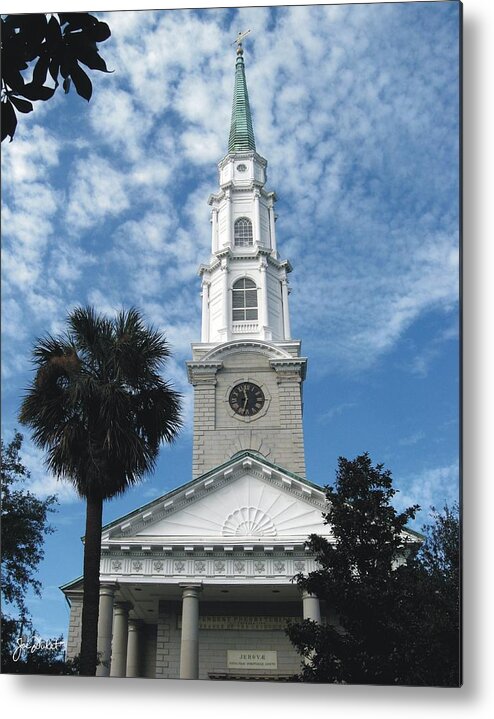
[318,402,357,424]
[398,431,426,447]
[393,460,460,527]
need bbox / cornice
[197,248,291,275]
[218,151,268,170]
[270,357,308,381]
[186,360,223,384]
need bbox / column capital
[113,601,132,614]
[99,582,117,598]
[179,582,203,598]
[128,618,143,632]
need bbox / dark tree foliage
[1,431,58,613]
[1,12,111,142]
[1,613,71,675]
[1,433,63,675]
[286,453,461,687]
[406,503,461,686]
[19,306,182,676]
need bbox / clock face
[229,382,265,417]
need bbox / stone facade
[65,590,83,661]
[156,601,302,680]
[188,343,307,478]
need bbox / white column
[110,601,131,677]
[179,584,202,680]
[225,189,232,247]
[211,208,218,253]
[96,582,115,677]
[220,259,229,341]
[268,200,277,255]
[281,277,291,340]
[254,189,261,246]
[201,280,210,342]
[259,259,270,339]
[302,591,321,623]
[126,619,142,678]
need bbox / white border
[2,1,493,718]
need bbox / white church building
[62,39,342,681]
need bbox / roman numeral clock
[229,382,265,417]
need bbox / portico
[62,452,327,680]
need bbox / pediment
[101,453,329,546]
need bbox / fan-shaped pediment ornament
[222,506,277,537]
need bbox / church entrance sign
[227,651,277,670]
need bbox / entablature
[99,549,319,585]
[197,249,292,277]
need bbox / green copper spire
[228,43,256,153]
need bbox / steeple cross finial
[232,29,251,55]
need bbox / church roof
[228,47,256,153]
[59,451,423,594]
[99,450,326,538]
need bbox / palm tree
[19,306,182,676]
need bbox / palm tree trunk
[79,493,103,676]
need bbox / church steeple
[198,36,295,346]
[228,43,256,153]
[187,36,307,480]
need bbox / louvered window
[232,278,258,321]
[234,218,253,247]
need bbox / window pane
[231,276,258,324]
[234,218,253,247]
[232,291,243,308]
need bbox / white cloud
[394,461,459,527]
[65,154,130,232]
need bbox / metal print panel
[1,1,461,687]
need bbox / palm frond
[19,305,183,501]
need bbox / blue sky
[1,2,460,640]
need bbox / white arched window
[234,217,253,247]
[232,278,258,321]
